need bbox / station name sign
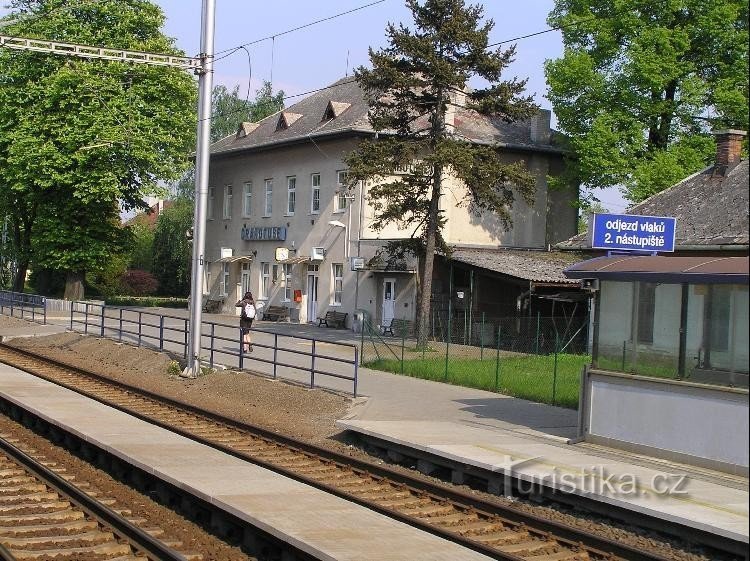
[590,213,676,252]
[241,226,287,241]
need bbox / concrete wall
[583,370,749,474]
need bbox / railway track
[0,343,674,561]
[0,428,199,561]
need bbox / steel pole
[185,0,216,377]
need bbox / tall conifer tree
[345,0,538,347]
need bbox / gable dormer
[236,122,259,139]
[276,111,303,131]
[322,100,351,121]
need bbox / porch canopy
[564,255,749,285]
[216,255,253,264]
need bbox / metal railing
[68,301,359,396]
[0,290,46,324]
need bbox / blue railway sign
[590,213,677,252]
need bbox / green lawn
[365,353,590,409]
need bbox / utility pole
[184,0,216,378]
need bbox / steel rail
[0,433,188,561]
[0,343,678,561]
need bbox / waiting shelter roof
[564,255,749,284]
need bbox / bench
[262,305,290,322]
[381,318,412,337]
[202,299,223,313]
[318,310,348,328]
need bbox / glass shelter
[566,256,749,388]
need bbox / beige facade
[205,138,574,328]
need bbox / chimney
[530,109,551,144]
[712,129,746,168]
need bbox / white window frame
[223,184,233,219]
[282,264,292,302]
[286,176,296,216]
[207,187,215,220]
[334,170,349,213]
[332,263,343,306]
[310,173,321,214]
[242,182,252,217]
[264,179,273,217]
[260,262,270,298]
[219,263,230,296]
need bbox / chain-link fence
[359,312,590,409]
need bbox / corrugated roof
[564,255,749,284]
[449,248,583,284]
[210,77,567,157]
[558,159,749,250]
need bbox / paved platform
[4,311,749,547]
[0,364,493,561]
[336,419,749,544]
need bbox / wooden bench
[381,318,412,337]
[262,305,290,322]
[318,310,348,328]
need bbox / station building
[203,78,578,327]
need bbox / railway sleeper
[462,528,525,542]
[377,496,431,510]
[526,549,588,561]
[0,508,85,525]
[0,518,99,537]
[7,540,134,560]
[0,500,72,515]
[408,503,456,517]
[424,510,481,526]
[0,492,59,505]
[0,475,41,486]
[498,539,559,555]
[2,528,117,548]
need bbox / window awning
[277,255,310,264]
[216,255,253,263]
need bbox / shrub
[105,296,188,308]
[119,269,158,296]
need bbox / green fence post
[401,326,406,375]
[480,312,485,361]
[535,311,541,355]
[445,312,451,382]
[445,262,453,382]
[552,331,559,406]
[360,317,366,366]
[495,325,501,392]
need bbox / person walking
[236,291,256,352]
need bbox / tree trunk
[64,271,85,301]
[12,260,28,293]
[417,173,442,349]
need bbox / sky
[0,0,628,211]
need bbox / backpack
[242,302,256,319]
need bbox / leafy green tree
[545,0,749,203]
[152,199,193,296]
[0,0,197,298]
[128,219,155,271]
[344,0,537,347]
[211,81,284,142]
